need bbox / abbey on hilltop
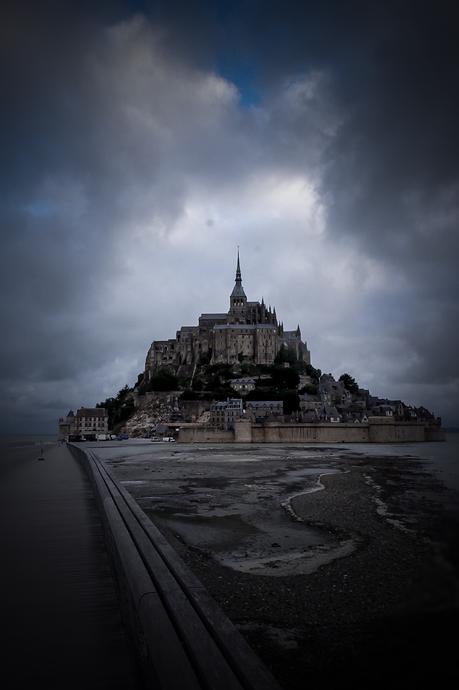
[144,252,310,381]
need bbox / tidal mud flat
[95,442,459,689]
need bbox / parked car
[116,433,129,440]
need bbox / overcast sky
[1,0,458,433]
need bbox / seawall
[178,418,444,443]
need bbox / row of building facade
[210,398,284,429]
[58,408,109,441]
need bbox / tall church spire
[231,248,246,297]
[236,247,242,283]
[230,247,247,310]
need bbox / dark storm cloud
[0,3,142,429]
[198,0,459,414]
[318,2,459,398]
[0,1,274,431]
[1,0,458,431]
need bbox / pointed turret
[296,324,301,337]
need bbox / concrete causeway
[70,443,282,690]
[0,442,142,688]
[1,440,281,689]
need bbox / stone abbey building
[144,253,310,380]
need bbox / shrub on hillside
[148,369,179,391]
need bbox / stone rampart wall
[133,390,181,409]
[250,423,369,443]
[178,419,441,443]
[368,421,426,443]
[179,399,211,421]
[178,427,234,443]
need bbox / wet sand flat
[92,440,459,690]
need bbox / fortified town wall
[178,418,444,443]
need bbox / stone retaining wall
[178,418,443,443]
[178,427,235,443]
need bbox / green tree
[240,361,257,376]
[116,385,131,401]
[292,359,307,375]
[299,384,318,396]
[275,345,297,366]
[245,388,282,401]
[181,389,199,400]
[148,369,179,391]
[206,363,233,376]
[198,351,212,365]
[305,364,322,383]
[282,391,300,414]
[339,373,359,394]
[191,377,203,391]
[96,384,135,428]
[270,365,300,389]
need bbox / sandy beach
[91,439,459,689]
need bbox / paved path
[0,442,143,689]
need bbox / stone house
[229,377,256,393]
[245,400,284,421]
[299,397,322,413]
[58,407,108,440]
[210,398,244,430]
[371,404,394,417]
[323,405,341,423]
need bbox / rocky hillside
[121,394,179,437]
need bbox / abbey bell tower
[229,249,247,318]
